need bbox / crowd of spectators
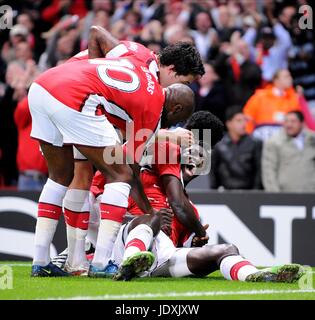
[0,0,314,192]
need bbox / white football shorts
[29,82,119,147]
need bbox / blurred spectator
[243,69,303,141]
[191,63,227,123]
[210,107,262,190]
[135,20,164,49]
[262,111,315,192]
[80,0,113,49]
[38,18,81,70]
[42,0,88,25]
[164,23,191,45]
[16,12,46,61]
[215,31,262,106]
[5,41,40,101]
[190,11,218,61]
[0,85,18,187]
[0,0,314,190]
[288,8,315,119]
[13,97,48,191]
[1,24,29,64]
[215,5,239,42]
[243,6,293,82]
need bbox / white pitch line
[1,263,32,267]
[43,289,315,300]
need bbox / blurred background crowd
[0,0,314,192]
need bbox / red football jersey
[90,141,200,247]
[35,52,164,162]
[66,41,159,79]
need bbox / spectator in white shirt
[190,11,218,61]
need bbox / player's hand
[158,208,174,236]
[174,128,195,148]
[192,224,209,247]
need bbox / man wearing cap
[242,19,292,83]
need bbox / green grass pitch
[0,262,315,300]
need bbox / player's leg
[151,244,257,279]
[186,244,303,283]
[63,157,94,276]
[76,144,134,275]
[113,214,161,280]
[51,188,98,271]
[31,142,74,277]
[86,193,101,247]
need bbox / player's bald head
[162,83,195,128]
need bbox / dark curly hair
[185,111,225,148]
[158,42,205,77]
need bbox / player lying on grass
[51,111,304,282]
[47,26,205,276]
[29,34,196,277]
[51,111,223,275]
[112,207,304,283]
[109,113,304,282]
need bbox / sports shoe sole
[246,264,304,283]
[113,251,155,281]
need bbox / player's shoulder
[153,141,181,164]
[66,49,89,63]
[121,41,153,55]
[107,41,153,59]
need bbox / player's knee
[49,166,74,186]
[72,163,94,188]
[108,166,133,185]
[224,243,239,255]
[217,244,239,263]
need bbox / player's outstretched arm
[161,175,207,240]
[156,128,194,148]
[88,25,120,59]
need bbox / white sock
[63,189,90,268]
[123,224,153,261]
[220,255,258,281]
[86,194,101,247]
[92,219,122,269]
[33,179,68,266]
[169,249,193,278]
[66,226,88,268]
[33,218,59,266]
[92,182,131,269]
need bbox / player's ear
[167,64,175,75]
[172,104,183,114]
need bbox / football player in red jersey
[104,112,303,283]
[55,26,205,276]
[89,111,224,249]
[29,27,197,277]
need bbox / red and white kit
[90,142,200,247]
[29,41,163,162]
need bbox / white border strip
[44,289,315,300]
[2,263,32,267]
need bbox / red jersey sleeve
[107,41,159,80]
[90,170,106,198]
[153,142,181,180]
[66,50,89,63]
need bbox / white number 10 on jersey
[90,58,140,93]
